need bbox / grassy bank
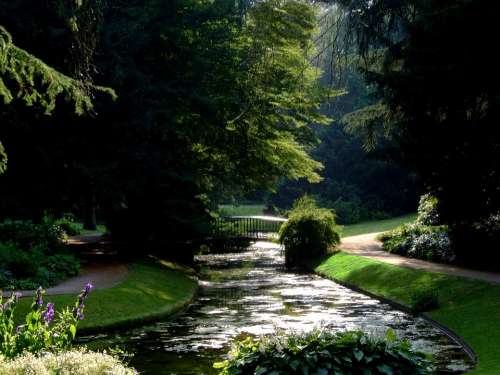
[15,259,198,333]
[219,204,266,216]
[316,252,500,374]
[340,213,416,237]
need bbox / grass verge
[340,213,416,237]
[316,252,500,374]
[219,204,266,216]
[15,259,198,334]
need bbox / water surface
[82,241,472,374]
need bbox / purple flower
[77,282,93,305]
[15,325,22,334]
[84,282,93,294]
[73,307,84,320]
[35,287,43,307]
[41,303,55,325]
[72,282,92,320]
[12,292,22,302]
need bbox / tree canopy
[0,0,335,252]
[333,0,500,260]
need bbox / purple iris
[35,287,43,307]
[41,303,55,325]
[73,307,84,320]
[15,325,22,334]
[73,282,92,320]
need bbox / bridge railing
[214,215,288,240]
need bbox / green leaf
[213,361,228,369]
[353,349,364,362]
[69,324,77,339]
[377,364,394,375]
[385,329,396,343]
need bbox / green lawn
[340,213,416,237]
[316,251,500,374]
[219,204,266,216]
[74,222,108,235]
[15,259,198,333]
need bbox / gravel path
[341,233,500,284]
[2,263,128,298]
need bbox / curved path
[2,263,129,298]
[341,232,500,284]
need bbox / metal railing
[214,215,287,239]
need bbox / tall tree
[334,0,500,263]
[1,0,333,259]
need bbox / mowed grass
[15,259,198,333]
[316,252,500,374]
[219,204,266,216]
[74,222,108,235]
[340,213,416,237]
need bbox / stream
[81,241,473,374]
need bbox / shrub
[279,196,340,268]
[0,284,92,358]
[0,243,80,289]
[0,349,137,374]
[380,223,455,264]
[214,329,432,375]
[417,194,440,226]
[53,214,82,236]
[0,219,65,254]
[410,289,439,313]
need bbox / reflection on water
[81,241,473,374]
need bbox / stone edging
[315,271,477,367]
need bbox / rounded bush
[0,349,137,374]
[279,197,340,268]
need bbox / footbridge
[214,215,288,240]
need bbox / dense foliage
[0,349,137,375]
[333,0,500,262]
[416,195,440,226]
[0,284,91,359]
[0,0,333,259]
[379,223,454,264]
[270,64,419,224]
[0,26,113,115]
[214,329,431,375]
[279,196,340,268]
[0,219,79,289]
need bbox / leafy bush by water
[279,196,340,268]
[214,329,432,375]
[0,348,137,375]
